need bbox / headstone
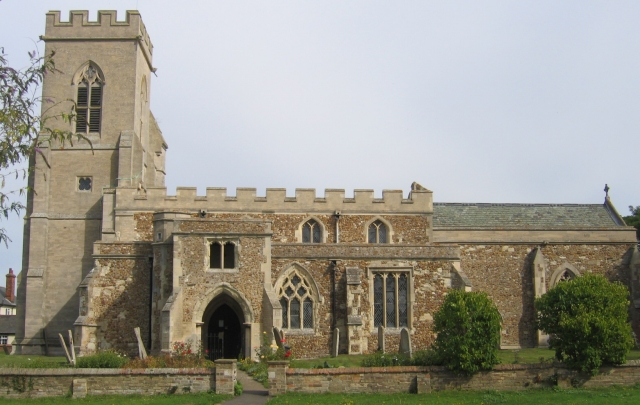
[331,328,340,357]
[134,327,148,359]
[399,327,412,358]
[68,330,77,365]
[273,327,284,349]
[378,325,385,353]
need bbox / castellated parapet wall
[44,10,153,58]
[110,187,433,214]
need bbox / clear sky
[1,0,639,282]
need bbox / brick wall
[277,361,640,394]
[0,368,215,399]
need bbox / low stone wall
[0,360,236,399]
[270,360,640,395]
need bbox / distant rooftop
[0,314,16,335]
[433,203,622,228]
[0,287,15,307]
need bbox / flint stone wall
[0,368,215,399]
[281,361,640,394]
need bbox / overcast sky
[1,0,639,280]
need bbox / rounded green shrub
[433,290,501,375]
[76,350,128,368]
[535,274,633,375]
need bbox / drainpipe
[334,211,341,243]
[331,260,337,332]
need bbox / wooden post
[58,333,72,364]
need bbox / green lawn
[268,386,640,405]
[0,393,231,404]
[289,348,640,369]
[0,353,67,368]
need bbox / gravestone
[134,327,148,359]
[273,327,284,348]
[378,325,385,353]
[399,327,412,357]
[331,328,340,357]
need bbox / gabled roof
[0,287,16,307]
[0,315,16,335]
[433,203,623,229]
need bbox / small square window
[78,177,92,191]
[0,335,7,345]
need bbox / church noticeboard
[346,267,360,285]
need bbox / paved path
[221,369,270,405]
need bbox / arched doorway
[207,304,242,360]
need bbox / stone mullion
[394,274,399,328]
[381,274,387,328]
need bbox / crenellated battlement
[110,186,433,213]
[44,10,153,56]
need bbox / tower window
[210,241,236,269]
[78,176,92,191]
[368,219,388,243]
[75,65,103,134]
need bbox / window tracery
[75,64,104,134]
[373,272,409,328]
[368,219,388,243]
[278,269,315,329]
[302,219,322,243]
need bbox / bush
[433,290,501,375]
[360,352,411,367]
[76,350,128,368]
[124,341,215,369]
[535,274,634,375]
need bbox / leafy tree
[433,290,502,375]
[535,274,633,376]
[623,206,640,239]
[0,47,86,246]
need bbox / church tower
[16,10,167,354]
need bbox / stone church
[14,10,640,359]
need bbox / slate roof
[0,286,15,307]
[0,315,17,335]
[433,203,622,228]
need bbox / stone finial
[604,184,610,199]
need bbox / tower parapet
[43,10,153,64]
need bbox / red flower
[284,350,292,358]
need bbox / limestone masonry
[14,10,640,359]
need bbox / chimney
[6,268,16,303]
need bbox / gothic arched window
[368,220,388,243]
[75,64,104,134]
[302,219,322,243]
[278,269,315,329]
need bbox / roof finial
[604,184,610,199]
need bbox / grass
[0,393,231,404]
[289,348,640,369]
[268,385,640,405]
[0,353,67,368]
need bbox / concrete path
[221,369,270,405]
